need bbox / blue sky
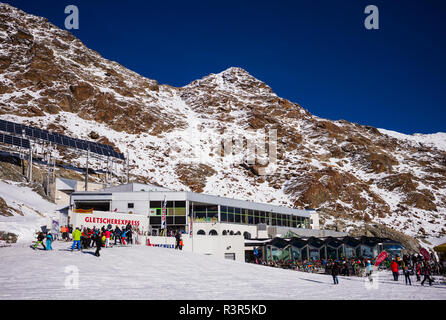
[6,0,446,134]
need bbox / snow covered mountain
[0,2,445,244]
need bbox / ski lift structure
[0,119,128,195]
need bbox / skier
[403,265,412,285]
[125,223,133,244]
[366,260,373,282]
[104,229,111,248]
[421,263,433,286]
[121,229,127,245]
[32,232,46,250]
[175,231,182,250]
[391,259,399,281]
[114,226,122,245]
[94,232,103,257]
[331,262,340,284]
[71,227,82,251]
[415,262,422,282]
[45,232,53,250]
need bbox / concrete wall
[54,178,103,206]
[142,235,245,262]
[193,222,259,238]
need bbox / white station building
[68,183,343,262]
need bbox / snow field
[0,242,445,300]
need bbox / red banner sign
[375,251,388,266]
[420,248,430,261]
[83,216,140,226]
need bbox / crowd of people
[33,223,139,257]
[33,224,187,257]
[250,250,445,286]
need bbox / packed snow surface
[0,242,445,300]
[0,180,60,242]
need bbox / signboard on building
[70,210,149,232]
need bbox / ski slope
[0,180,61,242]
[0,241,445,300]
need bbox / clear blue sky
[6,0,446,134]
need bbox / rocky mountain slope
[0,3,445,244]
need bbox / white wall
[193,222,258,238]
[142,235,245,262]
[310,212,320,230]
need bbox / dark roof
[269,237,289,249]
[247,235,403,248]
[307,236,325,248]
[342,236,361,247]
[325,236,343,248]
[289,237,308,248]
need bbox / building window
[227,207,235,223]
[207,205,218,222]
[292,216,297,228]
[243,232,251,239]
[234,208,241,223]
[225,253,235,260]
[74,201,110,212]
[209,229,218,236]
[254,211,259,224]
[197,230,206,235]
[128,203,134,209]
[221,206,228,222]
[248,210,254,224]
[259,211,266,223]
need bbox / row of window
[268,244,397,261]
[149,201,186,216]
[195,230,252,238]
[191,204,310,228]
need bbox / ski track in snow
[0,242,445,300]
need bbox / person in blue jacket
[45,233,53,250]
[121,230,127,245]
[366,259,373,282]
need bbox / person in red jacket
[391,260,399,281]
[105,230,111,248]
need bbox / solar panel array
[0,119,124,160]
[0,132,30,149]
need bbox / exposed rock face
[349,223,421,254]
[0,196,21,216]
[0,230,18,243]
[0,3,445,242]
[175,163,217,193]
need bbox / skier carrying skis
[32,232,46,250]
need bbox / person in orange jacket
[391,259,399,281]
